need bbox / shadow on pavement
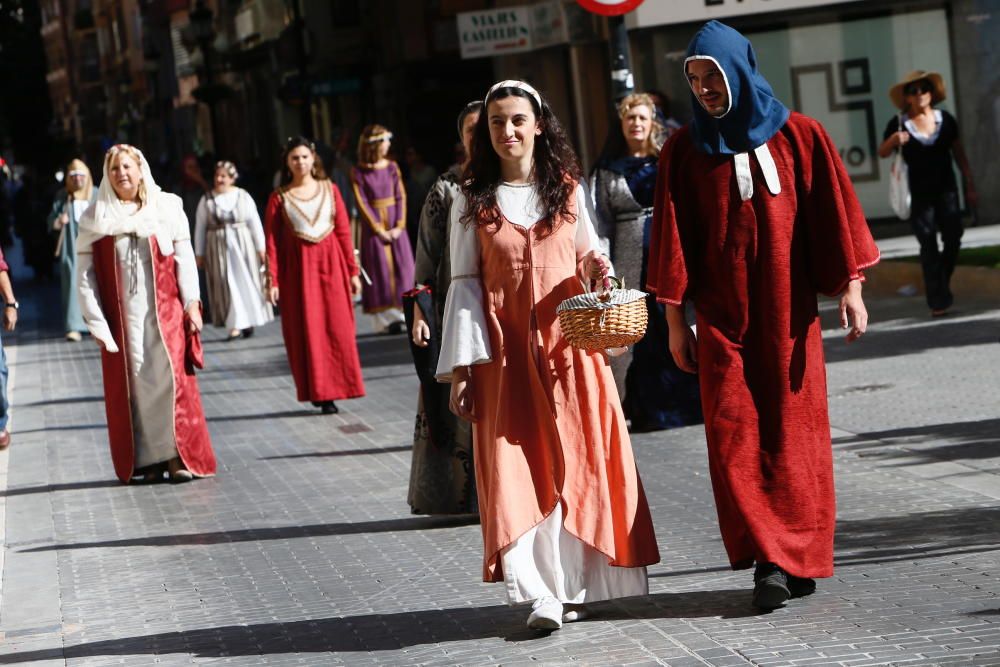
[834,505,1000,567]
[198,360,289,379]
[833,417,1000,465]
[648,565,732,578]
[13,422,104,434]
[357,335,414,369]
[1,479,121,498]
[20,515,482,552]
[201,341,286,354]
[260,444,412,460]
[16,394,104,407]
[208,410,317,422]
[968,608,1000,616]
[823,317,1000,364]
[0,590,754,662]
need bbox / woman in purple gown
[351,124,415,333]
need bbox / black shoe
[752,563,790,610]
[242,327,255,338]
[788,575,816,598]
[310,401,322,408]
[320,401,339,415]
[387,321,405,335]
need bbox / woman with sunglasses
[878,70,978,316]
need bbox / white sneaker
[562,603,590,622]
[526,596,563,630]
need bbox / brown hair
[461,84,581,233]
[356,124,392,166]
[279,136,327,185]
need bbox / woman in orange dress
[436,81,659,631]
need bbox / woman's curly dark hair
[461,85,582,232]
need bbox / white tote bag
[888,114,911,220]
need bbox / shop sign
[457,7,534,59]
[457,3,570,59]
[576,0,645,16]
[627,0,865,28]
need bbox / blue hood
[684,21,789,155]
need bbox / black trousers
[910,191,962,311]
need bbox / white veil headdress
[77,144,173,255]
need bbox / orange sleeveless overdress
[471,194,660,582]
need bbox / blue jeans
[0,336,8,430]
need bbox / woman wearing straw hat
[878,70,978,316]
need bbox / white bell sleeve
[173,240,201,309]
[75,250,119,353]
[165,194,201,309]
[240,189,266,253]
[574,184,615,277]
[435,193,492,382]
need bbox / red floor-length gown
[264,181,365,403]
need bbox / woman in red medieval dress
[436,80,660,631]
[76,144,216,484]
[264,137,365,415]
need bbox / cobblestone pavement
[0,272,998,666]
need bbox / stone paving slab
[0,276,997,666]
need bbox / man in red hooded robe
[647,21,880,609]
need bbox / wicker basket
[556,277,648,350]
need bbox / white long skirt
[219,226,273,331]
[117,236,178,468]
[501,502,648,605]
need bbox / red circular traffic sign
[576,0,645,16]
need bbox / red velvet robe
[92,235,216,484]
[264,183,365,403]
[647,113,880,578]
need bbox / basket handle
[596,275,623,303]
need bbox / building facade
[38,0,996,225]
[626,0,997,224]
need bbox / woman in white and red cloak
[76,144,217,484]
